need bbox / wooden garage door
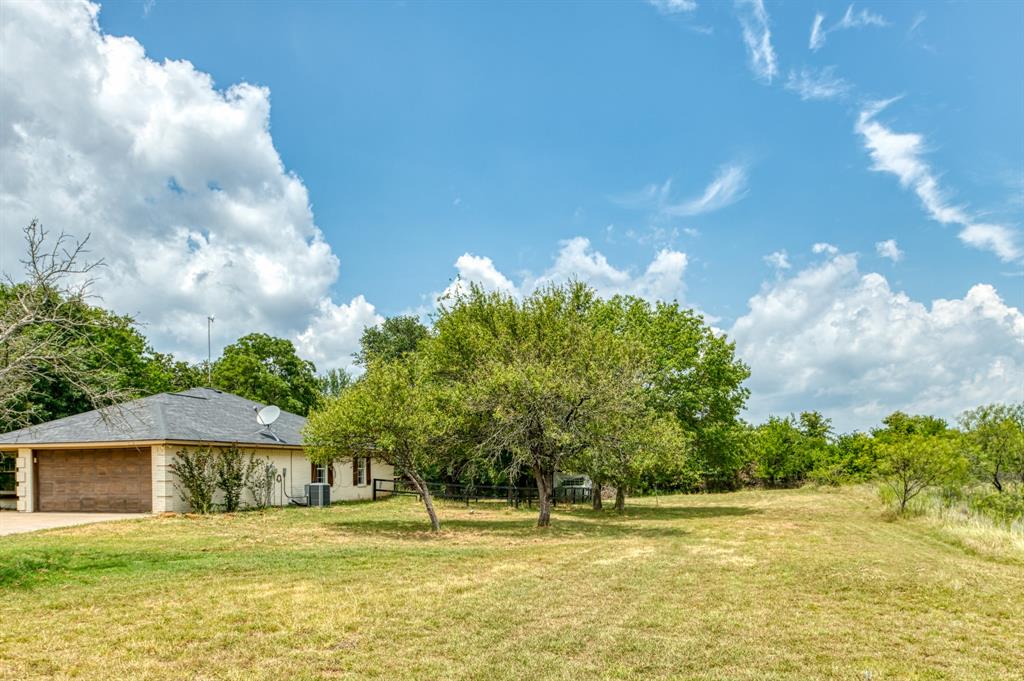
[37,448,152,512]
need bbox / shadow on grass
[319,503,759,540]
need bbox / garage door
[37,448,152,512]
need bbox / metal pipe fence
[372,478,592,507]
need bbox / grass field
[1,487,1022,681]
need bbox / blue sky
[96,0,1021,319]
[1,1,1021,430]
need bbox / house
[0,388,392,513]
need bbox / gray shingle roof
[0,388,306,448]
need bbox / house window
[311,463,334,486]
[0,452,15,498]
[352,457,371,486]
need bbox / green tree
[584,411,689,512]
[318,367,352,398]
[877,434,967,514]
[212,333,320,415]
[592,296,750,491]
[146,351,206,393]
[355,315,429,366]
[797,411,833,442]
[752,416,814,486]
[427,282,645,527]
[959,403,1024,492]
[305,357,447,531]
[872,412,948,440]
[811,431,879,485]
[1,222,176,430]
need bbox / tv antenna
[206,315,215,385]
[255,405,282,442]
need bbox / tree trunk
[592,480,602,510]
[408,472,441,532]
[614,486,625,513]
[533,465,552,527]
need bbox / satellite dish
[256,405,281,427]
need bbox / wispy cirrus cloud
[784,66,851,101]
[809,13,826,50]
[647,0,697,15]
[735,0,778,83]
[810,4,889,51]
[616,164,749,220]
[855,99,1021,262]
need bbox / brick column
[15,448,34,512]
[152,444,186,513]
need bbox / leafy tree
[146,351,206,393]
[305,357,448,531]
[591,296,750,491]
[959,403,1024,492]
[584,411,689,512]
[212,333,320,415]
[318,367,352,398]
[427,282,645,527]
[1,222,139,430]
[751,416,814,486]
[810,431,878,485]
[355,315,429,366]
[797,411,833,442]
[877,434,967,514]
[872,412,948,440]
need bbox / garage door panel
[37,448,151,512]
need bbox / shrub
[169,446,218,514]
[968,490,1024,527]
[878,434,967,514]
[215,446,247,512]
[245,455,277,510]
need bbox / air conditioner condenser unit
[305,483,331,507]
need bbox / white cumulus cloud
[0,1,379,371]
[855,99,1021,261]
[875,239,903,262]
[440,237,688,306]
[763,250,791,270]
[732,247,1024,431]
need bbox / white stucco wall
[154,444,394,513]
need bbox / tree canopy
[305,356,451,530]
[212,333,320,415]
[354,315,429,366]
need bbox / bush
[245,455,277,510]
[215,446,247,512]
[169,446,218,514]
[968,490,1024,526]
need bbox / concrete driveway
[0,512,148,536]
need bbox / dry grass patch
[1,487,1021,680]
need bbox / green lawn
[1,487,1021,680]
